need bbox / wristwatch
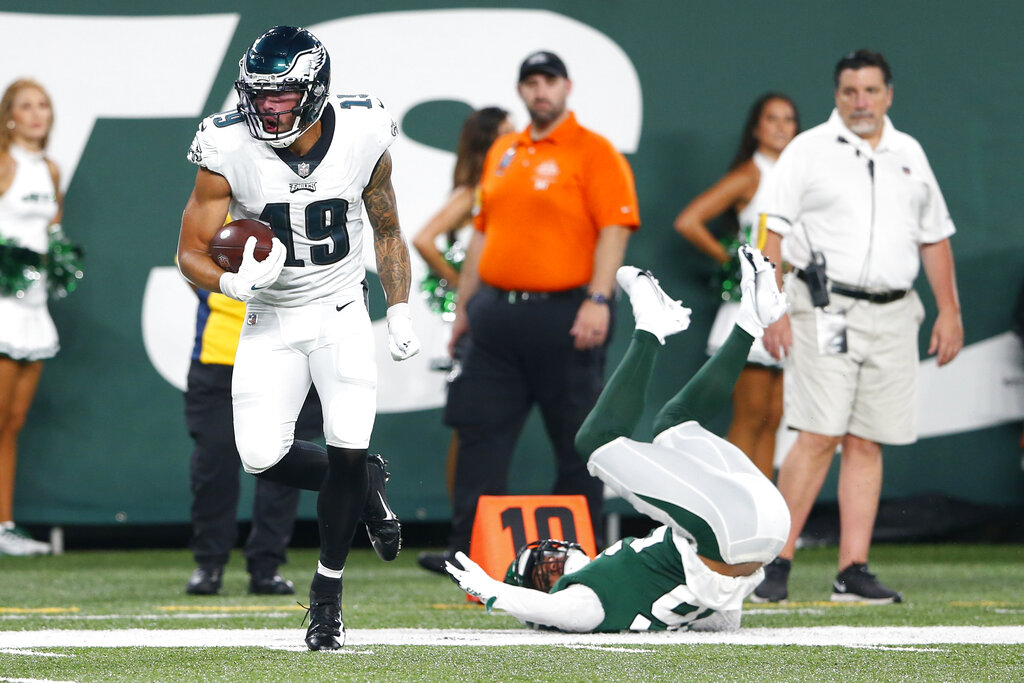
[587,291,610,305]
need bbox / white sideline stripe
[0,627,1020,649]
[0,648,72,657]
[847,645,946,652]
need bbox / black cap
[518,51,569,82]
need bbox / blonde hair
[1,79,53,152]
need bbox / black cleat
[248,572,295,595]
[303,592,344,651]
[831,563,903,604]
[185,565,223,595]
[417,550,457,575]
[363,453,401,561]
[750,557,790,603]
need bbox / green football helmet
[234,26,331,148]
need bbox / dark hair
[452,106,510,188]
[728,92,800,170]
[833,49,893,88]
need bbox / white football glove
[445,551,504,609]
[218,236,286,302]
[736,244,789,335]
[386,303,421,361]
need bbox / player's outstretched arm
[364,150,420,360]
[445,552,604,632]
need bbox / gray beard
[848,118,879,136]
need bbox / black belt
[794,269,908,304]
[493,285,586,304]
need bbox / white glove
[218,236,286,302]
[736,244,789,336]
[386,302,421,361]
[445,551,504,609]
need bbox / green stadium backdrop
[1,2,1021,527]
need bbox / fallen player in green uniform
[446,245,791,632]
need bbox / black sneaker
[417,550,456,575]
[831,563,903,604]
[303,592,344,650]
[750,557,791,603]
[363,453,402,561]
[248,572,295,595]
[185,565,223,595]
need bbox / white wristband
[386,302,411,321]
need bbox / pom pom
[46,233,84,298]
[419,239,466,320]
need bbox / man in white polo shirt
[755,50,963,603]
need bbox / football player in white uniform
[446,247,792,632]
[176,26,419,650]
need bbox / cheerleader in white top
[673,93,798,478]
[0,79,63,555]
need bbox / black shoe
[363,453,401,561]
[248,572,295,595]
[831,562,903,604]
[417,550,456,575]
[185,565,223,595]
[303,592,344,651]
[750,557,791,603]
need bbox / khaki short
[783,274,925,445]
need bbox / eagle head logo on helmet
[234,26,331,149]
[504,539,591,592]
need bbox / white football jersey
[188,95,398,306]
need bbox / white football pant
[232,291,377,473]
[588,421,790,565]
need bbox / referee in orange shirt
[418,51,640,573]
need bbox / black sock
[310,572,341,597]
[254,440,328,491]
[317,446,369,570]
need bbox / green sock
[652,326,754,435]
[575,330,660,460]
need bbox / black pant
[443,286,609,553]
[185,360,322,575]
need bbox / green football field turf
[0,543,1021,681]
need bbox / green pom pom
[0,234,85,298]
[711,236,743,302]
[0,238,43,297]
[46,235,85,298]
[419,238,466,319]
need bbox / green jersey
[552,525,715,632]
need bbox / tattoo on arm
[364,151,411,306]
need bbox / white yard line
[0,626,1020,650]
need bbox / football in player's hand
[208,219,275,273]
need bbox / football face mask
[504,539,591,592]
[235,25,331,148]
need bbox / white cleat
[616,266,692,344]
[737,245,788,333]
[0,523,52,556]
